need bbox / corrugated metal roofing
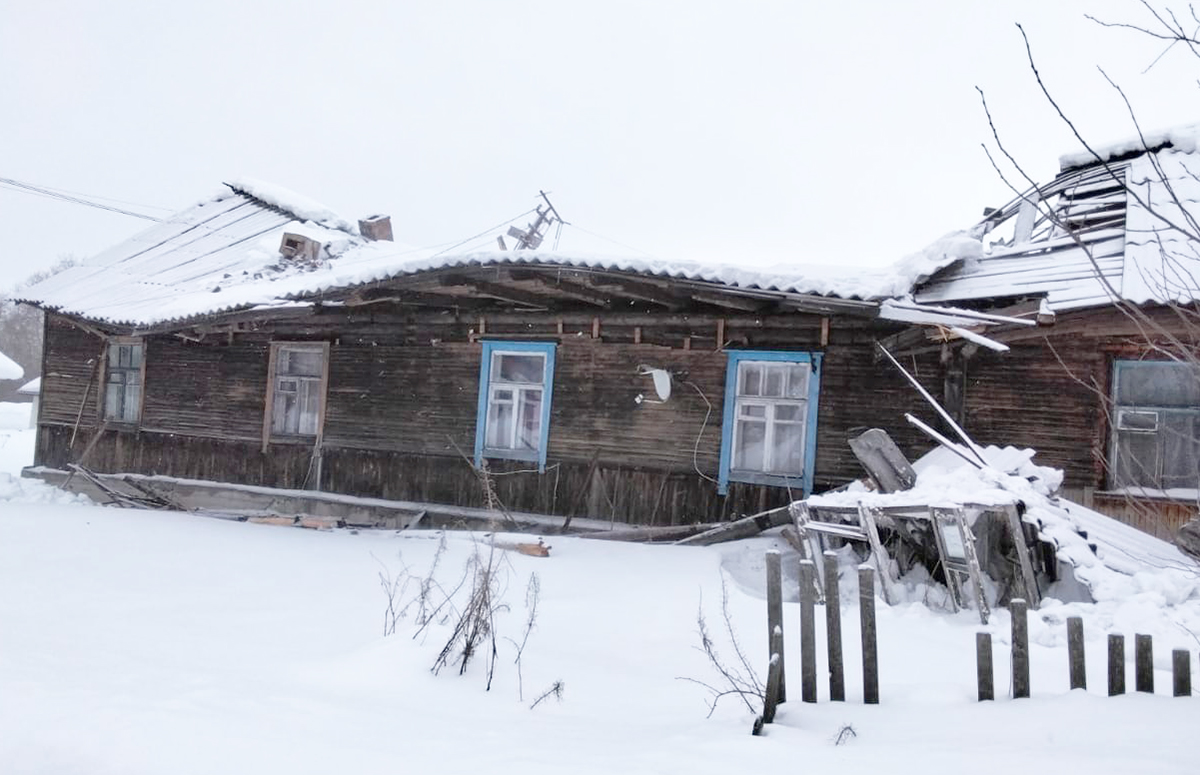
[20,182,951,328]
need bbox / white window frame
[264,342,329,447]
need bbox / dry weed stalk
[678,579,765,717]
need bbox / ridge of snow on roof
[917,122,1200,313]
[18,180,964,328]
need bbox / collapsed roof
[917,123,1200,313]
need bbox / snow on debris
[810,443,1198,608]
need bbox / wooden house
[18,179,1000,526]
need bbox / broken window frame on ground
[718,350,822,496]
[474,340,556,472]
[1110,359,1200,492]
[266,342,329,442]
[103,339,144,425]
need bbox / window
[474,341,556,471]
[1111,360,1200,491]
[267,343,328,440]
[718,350,822,495]
[104,341,144,424]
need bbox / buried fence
[755,550,880,735]
[976,600,1194,701]
[754,553,1195,736]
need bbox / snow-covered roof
[18,179,960,328]
[0,351,23,381]
[17,377,40,395]
[917,124,1200,313]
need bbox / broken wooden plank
[848,428,917,493]
[675,506,792,547]
[581,523,722,543]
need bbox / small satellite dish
[636,365,672,403]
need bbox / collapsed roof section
[916,124,1200,313]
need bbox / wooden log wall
[36,308,943,525]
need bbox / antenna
[505,191,565,250]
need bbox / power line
[0,176,164,222]
[430,208,538,258]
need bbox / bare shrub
[678,579,765,717]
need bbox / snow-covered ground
[1,405,1198,774]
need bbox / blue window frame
[718,350,822,496]
[474,341,556,472]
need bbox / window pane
[1161,411,1200,489]
[786,364,808,399]
[774,403,804,422]
[1117,409,1158,432]
[771,420,805,474]
[495,353,544,384]
[739,364,762,397]
[123,381,141,423]
[487,399,514,449]
[734,419,766,471]
[739,403,767,419]
[128,344,142,368]
[516,389,542,450]
[273,391,298,435]
[281,348,323,377]
[1114,432,1160,487]
[298,380,321,436]
[104,381,122,420]
[763,365,785,397]
[1117,362,1200,407]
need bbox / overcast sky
[2,1,1197,286]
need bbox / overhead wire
[0,176,165,222]
[429,208,538,258]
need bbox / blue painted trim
[473,340,557,472]
[717,349,822,496]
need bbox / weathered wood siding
[35,309,941,524]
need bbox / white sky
[2,1,1197,286]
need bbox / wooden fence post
[824,551,845,702]
[1136,634,1154,694]
[765,550,786,704]
[1067,616,1086,690]
[859,565,879,705]
[1010,598,1029,699]
[799,559,818,703]
[976,632,994,701]
[1108,634,1125,696]
[1173,650,1192,697]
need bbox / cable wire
[0,176,164,222]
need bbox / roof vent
[358,214,393,242]
[279,232,322,262]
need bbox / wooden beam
[690,291,766,312]
[439,277,549,309]
[507,270,612,308]
[580,276,688,310]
